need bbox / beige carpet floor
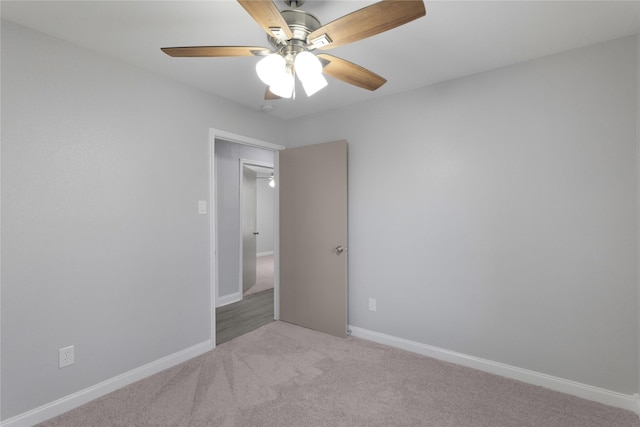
[243,254,274,297]
[38,321,639,427]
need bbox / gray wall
[256,178,275,254]
[215,140,274,299]
[0,21,285,420]
[285,36,639,395]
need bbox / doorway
[210,130,348,346]
[213,137,277,344]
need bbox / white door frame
[239,159,274,298]
[209,128,284,347]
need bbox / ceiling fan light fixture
[294,51,322,78]
[300,72,327,97]
[163,0,427,100]
[269,68,295,98]
[294,51,326,96]
[256,53,286,86]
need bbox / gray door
[279,140,348,338]
[242,166,257,293]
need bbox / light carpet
[243,255,274,297]
[38,321,639,427]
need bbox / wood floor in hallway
[215,289,274,345]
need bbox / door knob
[253,232,259,235]
[335,245,345,254]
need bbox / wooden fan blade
[265,87,281,100]
[317,54,386,91]
[161,46,271,57]
[237,0,293,41]
[308,0,425,50]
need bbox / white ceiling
[2,1,639,120]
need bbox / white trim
[634,394,640,416]
[257,251,274,257]
[210,128,282,324]
[211,128,285,151]
[209,132,217,348]
[216,291,242,308]
[0,340,212,427]
[636,33,640,421]
[349,325,639,413]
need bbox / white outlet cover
[59,345,75,368]
[368,298,377,312]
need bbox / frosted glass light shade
[269,69,294,98]
[294,51,322,79]
[294,51,327,97]
[256,54,286,86]
[300,73,327,97]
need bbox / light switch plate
[198,200,207,215]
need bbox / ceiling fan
[161,0,426,100]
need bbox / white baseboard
[349,325,638,413]
[216,291,242,307]
[257,251,274,257]
[1,340,213,427]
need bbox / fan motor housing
[267,9,321,51]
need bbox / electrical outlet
[59,345,75,368]
[368,298,377,312]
